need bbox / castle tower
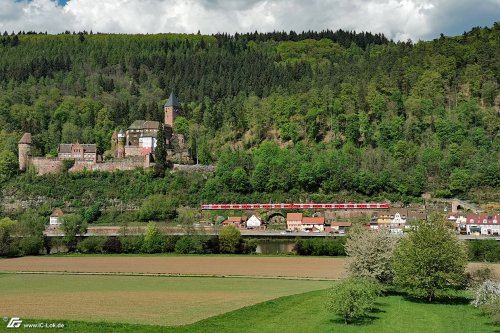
[164,92,180,138]
[18,132,32,171]
[117,129,125,159]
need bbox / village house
[286,213,303,231]
[49,208,64,226]
[124,120,160,157]
[222,216,244,228]
[58,143,98,163]
[370,210,410,234]
[246,215,263,229]
[302,217,325,232]
[461,214,499,236]
[327,221,352,234]
[447,214,468,234]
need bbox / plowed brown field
[0,256,348,279]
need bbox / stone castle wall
[124,146,142,157]
[31,158,63,175]
[70,157,149,172]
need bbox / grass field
[0,273,332,326]
[9,289,497,333]
[1,256,499,332]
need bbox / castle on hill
[19,92,192,175]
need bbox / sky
[1,0,499,41]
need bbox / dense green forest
[0,25,499,214]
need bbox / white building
[465,214,500,236]
[50,208,64,226]
[246,215,262,229]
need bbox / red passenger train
[200,203,390,210]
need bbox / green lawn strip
[5,290,496,333]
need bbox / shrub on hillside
[137,194,178,221]
[62,159,75,172]
[77,237,105,253]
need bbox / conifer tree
[154,123,168,177]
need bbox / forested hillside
[0,25,499,208]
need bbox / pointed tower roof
[19,133,32,144]
[164,92,180,108]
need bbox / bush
[174,236,205,254]
[19,236,43,255]
[295,238,346,256]
[242,238,258,254]
[103,237,122,253]
[327,278,381,324]
[62,159,75,172]
[464,267,497,288]
[470,279,500,324]
[77,237,105,253]
[120,236,143,253]
[482,297,500,324]
[141,222,164,253]
[470,280,500,307]
[162,235,180,252]
[137,194,178,221]
[0,218,20,257]
[468,240,500,262]
[219,225,242,254]
[204,235,220,254]
[80,202,102,224]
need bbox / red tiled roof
[302,217,325,225]
[287,213,303,221]
[227,216,242,222]
[50,208,64,217]
[465,214,499,225]
[330,221,352,227]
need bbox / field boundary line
[2,270,339,281]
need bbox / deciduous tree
[345,226,399,283]
[327,278,381,324]
[392,215,467,302]
[219,225,241,254]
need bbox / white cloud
[0,0,498,40]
